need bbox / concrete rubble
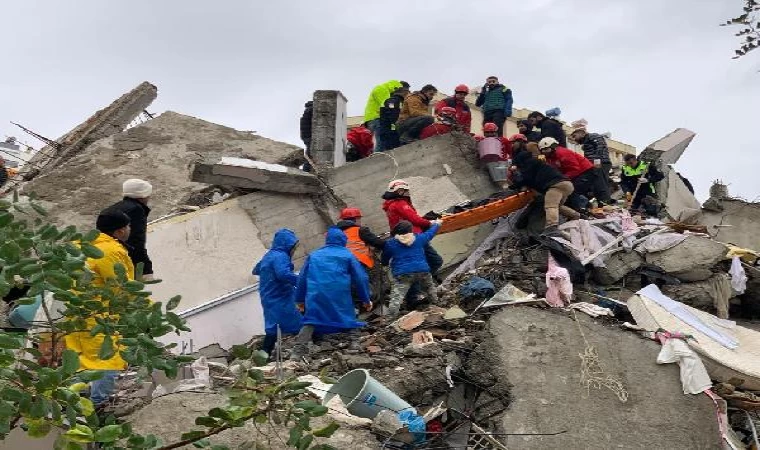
[4,82,760,449]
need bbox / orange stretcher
[438,191,535,235]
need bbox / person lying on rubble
[382,219,443,318]
[517,120,542,143]
[434,84,472,132]
[397,84,438,144]
[528,111,567,147]
[376,85,409,152]
[346,125,375,162]
[252,229,303,358]
[510,150,581,234]
[538,137,610,206]
[335,207,387,306]
[291,227,372,361]
[364,80,410,152]
[475,122,513,161]
[109,179,155,281]
[621,153,664,215]
[419,106,461,140]
[64,207,135,408]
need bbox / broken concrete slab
[645,236,727,282]
[638,128,696,166]
[488,306,719,449]
[662,274,737,312]
[593,250,644,285]
[192,156,322,194]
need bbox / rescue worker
[511,151,580,233]
[300,101,314,171]
[346,125,374,161]
[397,84,438,144]
[382,219,443,318]
[538,137,608,206]
[528,111,567,147]
[419,106,459,140]
[569,128,613,202]
[434,84,472,132]
[475,122,513,161]
[64,207,135,407]
[620,154,664,213]
[291,227,371,360]
[376,86,409,151]
[335,207,387,306]
[517,120,542,143]
[252,229,303,357]
[109,179,154,280]
[508,133,528,156]
[364,80,410,151]
[475,76,513,137]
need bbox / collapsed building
[2,81,760,449]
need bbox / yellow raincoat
[64,233,134,370]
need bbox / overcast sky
[2,0,758,201]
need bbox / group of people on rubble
[255,179,444,361]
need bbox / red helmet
[339,207,363,220]
[508,133,527,142]
[454,84,469,94]
[440,106,457,116]
[483,122,498,133]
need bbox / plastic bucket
[486,161,509,182]
[478,137,503,162]
[322,369,415,419]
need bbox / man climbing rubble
[252,229,303,357]
[510,150,580,233]
[109,179,155,280]
[528,111,567,147]
[335,207,387,306]
[569,127,613,200]
[291,227,372,361]
[419,106,460,140]
[64,207,135,408]
[382,219,442,318]
[434,84,472,132]
[364,80,410,151]
[621,153,664,215]
[539,137,609,206]
[397,84,438,144]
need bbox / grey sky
[2,0,758,201]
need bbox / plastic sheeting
[729,256,748,295]
[555,219,617,268]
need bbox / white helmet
[538,137,559,150]
[387,179,410,192]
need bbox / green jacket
[364,80,404,122]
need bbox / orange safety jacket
[343,226,374,268]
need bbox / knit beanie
[392,220,413,236]
[122,179,153,199]
[96,207,131,234]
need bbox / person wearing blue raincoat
[252,229,303,356]
[290,227,372,360]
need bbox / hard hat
[339,207,363,220]
[454,84,469,93]
[388,179,410,192]
[538,137,559,149]
[440,106,457,116]
[483,123,498,133]
[508,133,527,142]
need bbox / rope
[367,151,400,182]
[571,309,629,403]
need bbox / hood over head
[325,226,348,247]
[335,219,358,230]
[272,228,299,252]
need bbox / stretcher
[438,191,535,235]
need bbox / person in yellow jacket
[363,80,409,151]
[64,207,134,407]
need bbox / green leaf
[251,350,268,367]
[193,438,211,448]
[287,426,303,446]
[76,370,105,382]
[82,230,100,243]
[98,335,115,360]
[0,212,13,227]
[63,424,94,443]
[297,434,314,450]
[61,349,80,376]
[26,418,52,438]
[166,295,182,311]
[0,333,23,350]
[308,405,328,417]
[80,243,104,259]
[93,424,123,443]
[195,416,221,428]
[78,397,95,417]
[312,422,339,438]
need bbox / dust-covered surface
[488,306,721,450]
[22,111,303,229]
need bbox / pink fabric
[546,255,573,307]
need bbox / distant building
[0,138,32,169]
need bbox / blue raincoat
[253,229,303,335]
[296,227,370,333]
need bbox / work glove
[431,219,444,226]
[638,177,649,183]
[423,211,442,220]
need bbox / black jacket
[300,101,313,146]
[511,151,567,194]
[110,197,153,275]
[379,94,404,127]
[580,133,611,164]
[620,162,664,195]
[539,117,567,147]
[335,220,386,250]
[519,121,542,142]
